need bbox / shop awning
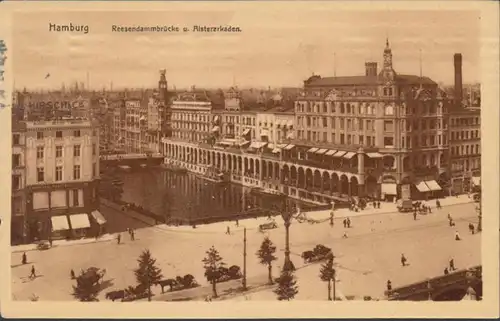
[51,215,70,232]
[238,140,250,147]
[211,126,220,132]
[272,148,281,153]
[366,152,383,158]
[316,148,328,155]
[425,180,442,191]
[325,149,337,156]
[250,141,267,149]
[381,183,397,195]
[283,144,295,150]
[276,143,288,149]
[308,147,319,153]
[415,181,431,192]
[242,128,251,136]
[343,152,356,159]
[69,214,91,229]
[471,176,480,186]
[91,210,107,225]
[333,151,347,157]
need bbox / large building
[11,119,101,243]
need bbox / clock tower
[379,38,397,94]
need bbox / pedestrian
[117,233,121,244]
[330,212,334,227]
[428,205,432,213]
[449,219,455,227]
[444,267,449,275]
[449,259,455,271]
[347,218,351,228]
[30,265,37,279]
[70,269,76,279]
[48,237,53,247]
[447,213,452,221]
[343,219,347,228]
[377,201,381,209]
[436,199,441,209]
[226,226,231,235]
[401,254,407,267]
[469,223,475,234]
[387,280,392,291]
[235,219,239,227]
[22,252,27,265]
[413,212,417,221]
[455,231,461,241]
[130,229,135,241]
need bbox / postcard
[0,0,498,319]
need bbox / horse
[156,279,178,293]
[105,290,126,302]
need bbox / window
[92,144,96,156]
[323,132,327,142]
[384,105,394,115]
[340,134,345,144]
[384,120,394,132]
[73,189,79,207]
[367,136,372,146]
[359,135,364,145]
[12,175,21,190]
[37,167,44,182]
[73,145,81,157]
[13,134,20,145]
[92,163,97,177]
[56,131,63,138]
[359,120,364,130]
[73,165,81,180]
[74,130,81,137]
[37,132,44,140]
[384,137,394,147]
[331,133,336,143]
[37,146,44,159]
[92,130,97,136]
[55,146,63,158]
[12,154,20,167]
[322,117,327,128]
[55,166,63,181]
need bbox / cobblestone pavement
[11,201,480,301]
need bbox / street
[11,201,480,301]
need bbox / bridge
[100,153,164,169]
[385,265,482,301]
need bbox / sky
[12,9,480,90]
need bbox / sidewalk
[304,194,474,221]
[11,233,115,253]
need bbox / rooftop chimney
[365,62,378,77]
[454,53,463,107]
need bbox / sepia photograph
[0,1,499,319]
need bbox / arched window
[384,105,394,115]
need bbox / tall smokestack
[454,53,463,107]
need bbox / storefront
[90,210,107,237]
[69,213,91,238]
[381,176,397,202]
[51,215,71,240]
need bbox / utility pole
[242,227,247,290]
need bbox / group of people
[117,228,136,244]
[21,252,38,280]
[443,259,457,275]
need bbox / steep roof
[305,74,437,87]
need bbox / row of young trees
[72,236,335,302]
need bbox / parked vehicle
[259,220,278,232]
[397,199,413,213]
[301,244,333,263]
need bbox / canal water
[116,168,318,224]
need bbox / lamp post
[477,198,482,232]
[281,203,295,272]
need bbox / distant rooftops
[304,74,437,87]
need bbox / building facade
[12,119,100,243]
[448,107,481,194]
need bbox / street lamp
[281,202,296,272]
[477,198,482,232]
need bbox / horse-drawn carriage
[301,244,334,264]
[155,274,199,293]
[259,220,278,232]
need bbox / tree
[72,271,101,302]
[319,257,336,301]
[274,269,298,301]
[134,249,163,301]
[256,237,278,284]
[202,246,226,298]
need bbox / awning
[260,129,269,137]
[333,151,346,157]
[283,144,295,150]
[91,210,107,225]
[381,183,397,195]
[471,176,480,186]
[250,141,267,149]
[51,215,70,232]
[366,152,383,158]
[238,140,250,147]
[325,149,337,156]
[316,148,328,155]
[415,181,431,192]
[343,152,356,159]
[242,128,251,136]
[212,126,220,132]
[425,180,442,191]
[272,148,281,153]
[70,214,91,229]
[308,147,319,153]
[276,144,288,149]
